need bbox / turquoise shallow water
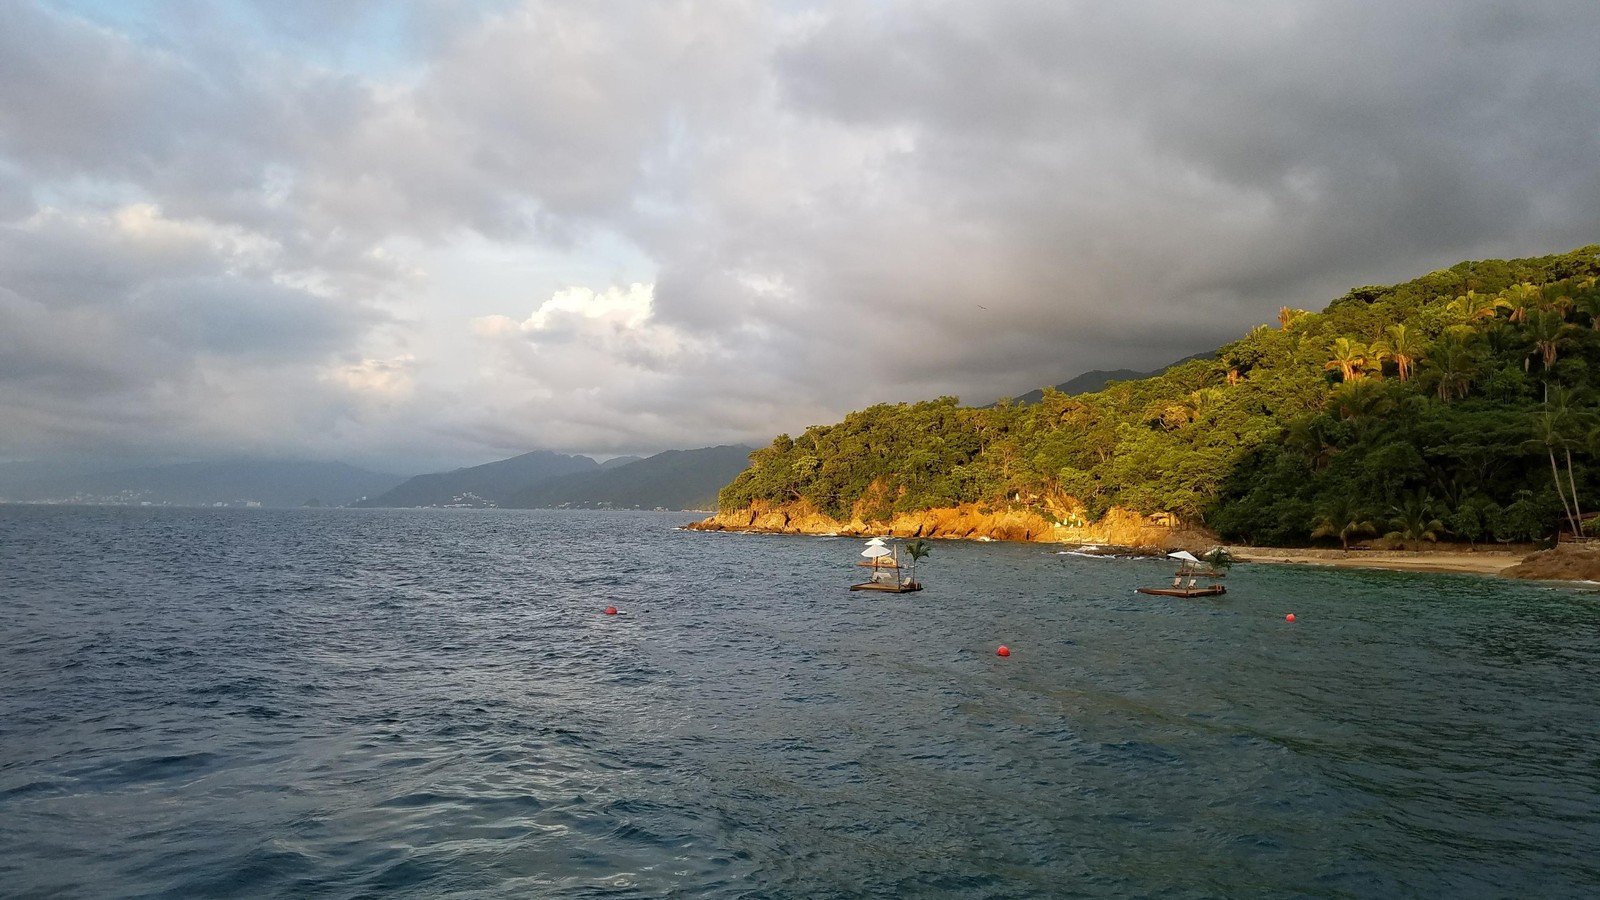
[2,506,1598,898]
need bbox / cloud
[0,199,393,461]
[2,0,1599,470]
[476,282,658,335]
[322,355,416,398]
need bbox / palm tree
[1278,307,1308,330]
[1329,378,1394,426]
[1422,333,1479,402]
[1476,319,1525,359]
[1524,309,1572,372]
[1529,408,1581,539]
[1366,340,1390,379]
[1153,389,1225,431]
[903,539,931,587]
[1546,290,1576,319]
[1449,290,1506,321]
[1150,400,1194,430]
[1324,337,1370,382]
[1386,493,1445,543]
[1587,421,1600,536]
[1374,323,1423,382]
[1547,388,1591,534]
[1191,387,1225,418]
[1574,290,1600,331]
[1502,282,1543,323]
[1311,497,1377,551]
[1286,417,1339,470]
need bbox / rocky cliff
[1501,542,1600,581]
[686,499,1208,549]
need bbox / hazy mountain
[1,446,749,511]
[352,450,599,508]
[505,445,754,511]
[0,460,404,507]
[1011,368,1150,404]
[1007,352,1217,405]
[0,460,121,500]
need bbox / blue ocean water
[1,506,1598,898]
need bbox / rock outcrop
[1501,542,1600,581]
[685,499,1209,550]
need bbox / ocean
[2,506,1598,898]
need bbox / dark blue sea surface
[2,506,1598,898]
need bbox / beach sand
[1226,546,1522,576]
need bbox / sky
[3,0,1599,475]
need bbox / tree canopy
[720,246,1600,546]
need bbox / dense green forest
[720,246,1600,546]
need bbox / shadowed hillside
[353,450,599,508]
[505,446,754,510]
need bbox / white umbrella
[861,546,893,557]
[1167,550,1201,563]
[865,537,888,546]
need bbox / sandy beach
[1226,546,1524,576]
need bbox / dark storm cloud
[0,212,384,443]
[144,278,386,360]
[2,0,1598,466]
[0,161,31,219]
[696,0,1600,406]
[0,2,310,191]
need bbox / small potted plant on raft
[903,539,932,587]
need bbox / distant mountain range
[1006,352,1216,405]
[351,450,599,508]
[504,445,754,510]
[353,445,754,510]
[0,460,404,507]
[0,445,754,511]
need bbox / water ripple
[1,507,1598,897]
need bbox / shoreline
[1224,546,1523,576]
[689,504,1550,579]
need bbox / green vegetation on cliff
[720,246,1600,545]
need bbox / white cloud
[321,355,416,398]
[478,282,658,334]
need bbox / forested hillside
[718,246,1600,546]
[353,450,598,507]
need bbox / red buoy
[1285,613,1296,622]
[605,606,618,616]
[997,645,1010,657]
